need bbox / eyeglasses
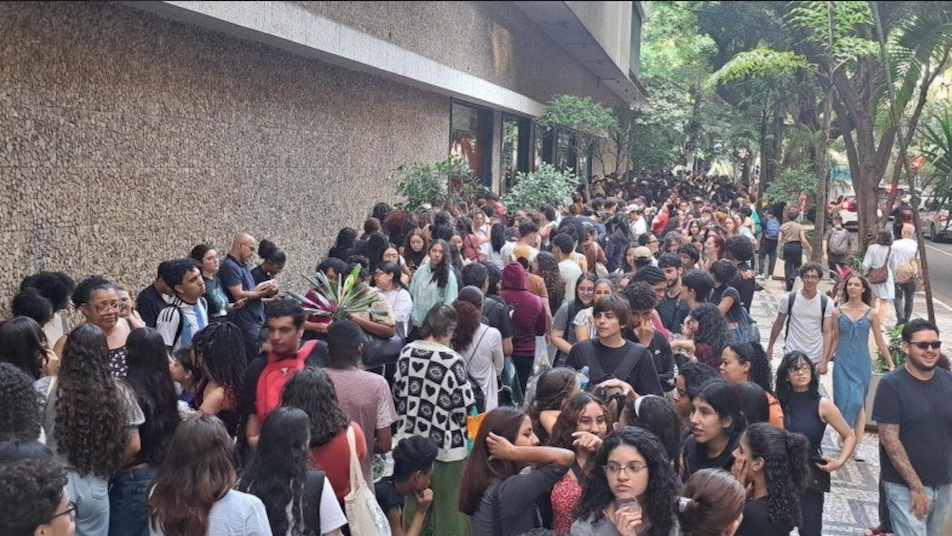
[88,302,120,314]
[912,341,942,350]
[603,463,648,477]
[788,364,811,375]
[49,501,77,523]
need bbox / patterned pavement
[751,274,882,535]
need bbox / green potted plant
[865,324,904,430]
[286,266,381,321]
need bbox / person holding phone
[572,427,681,536]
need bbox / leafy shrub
[501,163,579,212]
[391,156,486,213]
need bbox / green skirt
[403,458,471,536]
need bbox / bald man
[219,233,279,360]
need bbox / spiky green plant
[285,266,384,321]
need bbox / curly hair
[238,407,310,536]
[0,458,68,535]
[724,235,754,263]
[125,328,181,466]
[774,351,819,406]
[19,271,75,311]
[726,342,773,394]
[0,316,48,380]
[54,324,127,479]
[280,367,349,447]
[691,303,732,368]
[534,251,565,312]
[191,322,246,405]
[451,300,482,353]
[0,362,41,442]
[574,427,681,536]
[743,423,810,530]
[527,368,579,445]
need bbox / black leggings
[783,242,804,291]
[512,355,534,395]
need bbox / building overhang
[512,1,647,107]
[123,1,547,117]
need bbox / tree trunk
[813,89,832,263]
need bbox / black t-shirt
[240,342,329,417]
[736,497,793,536]
[374,478,404,516]
[710,285,743,325]
[657,292,690,334]
[622,330,675,392]
[469,464,569,536]
[566,339,663,396]
[136,285,167,328]
[730,263,756,313]
[872,367,952,487]
[681,433,739,478]
[484,295,514,340]
[250,265,273,286]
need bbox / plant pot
[865,371,884,432]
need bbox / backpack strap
[784,291,797,341]
[158,303,185,347]
[303,470,325,535]
[579,340,607,386]
[611,345,646,385]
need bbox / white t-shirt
[558,259,583,306]
[501,241,539,264]
[890,238,918,272]
[155,297,209,350]
[459,324,505,411]
[150,490,271,536]
[631,217,648,238]
[777,290,832,363]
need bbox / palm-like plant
[286,266,383,321]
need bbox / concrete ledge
[125,1,547,116]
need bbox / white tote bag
[344,426,392,535]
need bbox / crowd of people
[1,171,950,536]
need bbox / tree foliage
[501,163,579,212]
[391,156,485,213]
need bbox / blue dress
[832,308,873,428]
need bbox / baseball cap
[633,246,653,259]
[512,245,533,261]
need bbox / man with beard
[873,319,952,536]
[657,253,691,334]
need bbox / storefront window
[502,114,530,192]
[450,101,493,187]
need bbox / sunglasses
[911,341,941,350]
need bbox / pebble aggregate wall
[0,1,447,313]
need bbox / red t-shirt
[308,422,367,504]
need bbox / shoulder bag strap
[345,425,365,490]
[467,327,489,366]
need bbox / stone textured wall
[295,1,625,108]
[0,1,448,312]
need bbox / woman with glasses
[819,274,892,462]
[775,351,856,536]
[393,304,476,536]
[547,392,610,533]
[574,278,615,343]
[572,427,681,536]
[53,277,134,379]
[460,406,575,536]
[0,457,76,536]
[550,273,597,366]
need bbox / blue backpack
[764,217,781,239]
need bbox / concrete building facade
[0,1,643,306]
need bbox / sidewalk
[749,274,882,535]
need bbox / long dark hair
[402,228,429,270]
[280,367,350,447]
[549,393,609,470]
[574,428,681,536]
[743,423,810,530]
[428,239,451,289]
[451,300,482,353]
[566,272,599,326]
[55,325,127,479]
[238,407,311,536]
[775,351,819,406]
[191,322,246,405]
[691,303,732,368]
[376,261,407,291]
[365,232,391,274]
[535,251,565,312]
[0,316,48,380]
[490,222,506,254]
[726,342,773,394]
[149,416,235,536]
[694,379,746,440]
[459,407,530,515]
[678,468,746,536]
[124,328,181,465]
[621,395,682,474]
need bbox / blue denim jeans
[108,466,156,536]
[894,281,916,324]
[883,481,952,536]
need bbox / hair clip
[678,497,695,513]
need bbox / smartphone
[811,457,829,466]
